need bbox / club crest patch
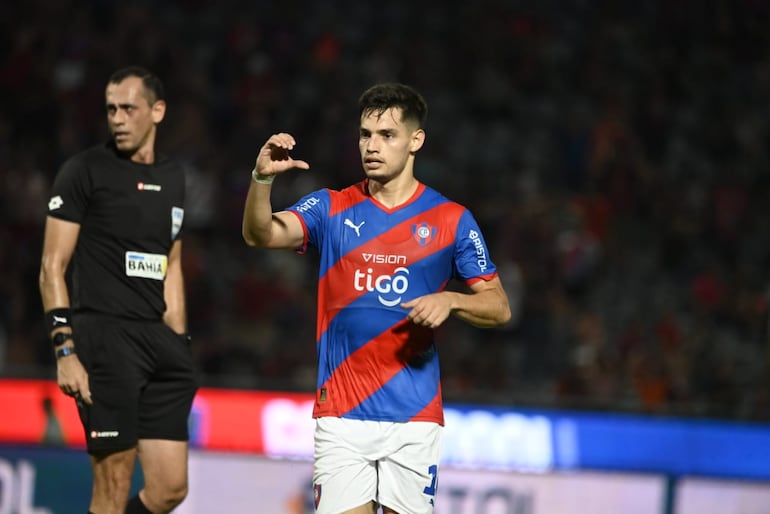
[412,222,436,246]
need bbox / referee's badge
[171,207,184,240]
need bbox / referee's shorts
[73,313,198,453]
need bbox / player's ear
[410,128,425,153]
[151,100,167,124]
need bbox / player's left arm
[401,276,511,329]
[163,239,187,334]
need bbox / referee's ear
[151,99,167,125]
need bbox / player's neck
[368,174,419,209]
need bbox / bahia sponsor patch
[125,251,167,280]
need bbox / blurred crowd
[2,0,770,421]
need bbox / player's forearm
[449,289,512,328]
[242,181,275,247]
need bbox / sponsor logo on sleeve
[469,230,489,272]
[171,206,184,240]
[294,196,320,213]
[48,196,64,210]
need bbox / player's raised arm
[242,133,309,249]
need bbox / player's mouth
[364,158,383,170]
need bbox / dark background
[2,0,770,421]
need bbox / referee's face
[105,76,166,159]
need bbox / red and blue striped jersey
[287,180,498,425]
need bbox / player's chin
[363,168,389,181]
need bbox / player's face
[359,108,423,183]
[105,76,165,157]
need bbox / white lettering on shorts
[90,430,119,439]
[125,251,167,280]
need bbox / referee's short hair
[108,66,165,104]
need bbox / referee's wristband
[251,168,275,184]
[55,346,76,360]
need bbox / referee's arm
[163,239,187,334]
[39,216,92,404]
[39,216,79,334]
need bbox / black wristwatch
[52,332,73,347]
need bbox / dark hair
[358,83,428,129]
[108,66,165,104]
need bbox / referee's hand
[57,356,93,405]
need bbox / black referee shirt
[47,141,186,320]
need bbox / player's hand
[57,355,92,405]
[401,293,453,328]
[255,133,310,177]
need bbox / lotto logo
[48,195,63,210]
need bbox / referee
[39,66,198,514]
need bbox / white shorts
[313,417,442,514]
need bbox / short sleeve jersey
[287,180,498,425]
[46,142,185,320]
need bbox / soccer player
[242,83,511,514]
[39,66,198,514]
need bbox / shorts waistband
[74,310,164,325]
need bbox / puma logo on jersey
[344,218,365,237]
[53,315,68,325]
